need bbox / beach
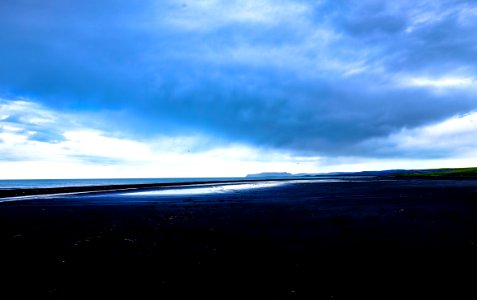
[1,178,477,298]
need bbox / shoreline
[3,175,477,200]
[0,177,323,199]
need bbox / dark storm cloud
[1,0,476,158]
[331,0,477,74]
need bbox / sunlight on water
[121,182,286,196]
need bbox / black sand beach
[1,178,477,298]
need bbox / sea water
[0,178,243,190]
[0,176,370,190]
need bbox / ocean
[0,178,243,190]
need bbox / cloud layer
[1,0,477,175]
[0,99,322,178]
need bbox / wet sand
[0,178,293,198]
[1,178,477,298]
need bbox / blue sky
[1,0,477,178]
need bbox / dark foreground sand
[1,178,477,298]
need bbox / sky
[1,0,477,178]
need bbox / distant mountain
[246,172,293,178]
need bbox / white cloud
[164,0,311,31]
[3,97,477,179]
[151,1,378,79]
[0,98,320,178]
[403,76,476,89]
[456,4,477,26]
[0,99,57,124]
[403,2,475,33]
[61,130,153,161]
[364,111,477,159]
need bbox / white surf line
[121,178,357,197]
[121,181,292,196]
[0,187,147,203]
[0,178,349,203]
[0,181,278,202]
[0,180,270,203]
[0,181,274,203]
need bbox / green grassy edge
[395,167,477,177]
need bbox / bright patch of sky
[0,99,320,178]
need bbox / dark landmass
[394,167,477,177]
[1,178,477,298]
[298,167,477,178]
